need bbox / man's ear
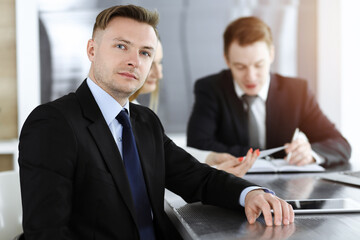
[87,39,95,61]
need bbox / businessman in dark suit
[18,5,294,240]
[187,16,351,168]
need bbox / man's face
[87,17,158,104]
[225,41,274,96]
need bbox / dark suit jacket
[18,81,256,240]
[187,70,351,167]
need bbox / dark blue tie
[116,109,156,240]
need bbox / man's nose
[126,51,140,68]
[246,67,257,81]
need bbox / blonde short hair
[92,5,159,39]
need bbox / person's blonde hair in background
[129,40,162,113]
[130,40,258,177]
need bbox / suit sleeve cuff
[239,186,275,207]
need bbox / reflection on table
[165,164,360,240]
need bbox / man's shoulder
[45,92,80,113]
[195,69,232,90]
[271,73,308,87]
[30,82,89,121]
[129,102,152,115]
[197,69,231,82]
[22,92,81,133]
[27,93,80,123]
[130,103,160,122]
[271,73,309,92]
[129,103,165,132]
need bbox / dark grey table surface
[165,162,360,240]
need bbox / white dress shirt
[87,77,129,158]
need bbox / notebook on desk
[321,171,360,187]
[247,159,325,173]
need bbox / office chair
[0,171,23,240]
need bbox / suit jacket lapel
[130,105,161,211]
[221,70,248,145]
[75,81,138,223]
[266,74,282,148]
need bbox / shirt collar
[233,74,271,101]
[86,77,129,125]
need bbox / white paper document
[258,146,285,158]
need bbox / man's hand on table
[244,189,295,226]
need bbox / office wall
[317,0,360,163]
[14,0,358,165]
[0,0,17,140]
[339,0,360,164]
[35,0,316,133]
[0,0,17,171]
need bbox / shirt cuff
[239,186,275,207]
[311,150,325,165]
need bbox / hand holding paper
[215,148,258,177]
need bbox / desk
[165,164,360,240]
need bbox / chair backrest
[0,171,23,239]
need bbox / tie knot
[242,95,258,106]
[116,109,131,129]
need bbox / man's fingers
[287,139,313,165]
[286,139,305,154]
[280,198,293,225]
[246,193,274,226]
[261,202,274,226]
[269,197,282,226]
[289,151,312,166]
[245,190,295,227]
[288,202,295,223]
[281,200,290,225]
[268,196,294,226]
[285,141,299,153]
[245,206,260,224]
[288,151,302,164]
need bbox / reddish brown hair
[223,16,273,57]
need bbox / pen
[286,128,300,162]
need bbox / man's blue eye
[141,51,151,57]
[116,44,125,49]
